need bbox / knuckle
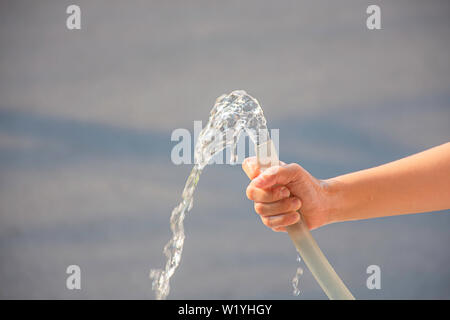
[280,214,290,224]
[287,212,300,224]
[262,216,274,228]
[246,186,255,200]
[281,163,302,181]
[284,214,293,225]
[266,189,277,201]
[254,202,264,215]
[279,198,294,212]
[289,199,300,211]
[289,163,302,173]
[280,199,290,211]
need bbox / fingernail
[280,187,290,198]
[292,198,301,208]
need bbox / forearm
[325,142,450,224]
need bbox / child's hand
[242,157,332,232]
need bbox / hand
[242,157,332,232]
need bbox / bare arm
[326,142,450,224]
[243,142,450,232]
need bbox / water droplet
[292,254,304,297]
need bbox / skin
[242,142,450,232]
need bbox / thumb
[251,163,303,189]
[242,157,261,180]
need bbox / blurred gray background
[0,0,449,299]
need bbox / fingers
[254,197,302,216]
[246,184,290,203]
[251,163,304,189]
[261,211,300,229]
[243,158,300,233]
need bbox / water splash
[292,254,304,296]
[194,90,270,168]
[150,90,270,299]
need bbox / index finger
[251,163,304,189]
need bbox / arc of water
[150,90,354,300]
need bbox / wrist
[322,177,348,225]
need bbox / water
[149,167,200,300]
[292,254,304,296]
[194,90,270,168]
[149,90,299,299]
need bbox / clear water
[148,166,200,300]
[292,254,304,296]
[149,90,299,299]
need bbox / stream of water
[150,90,301,299]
